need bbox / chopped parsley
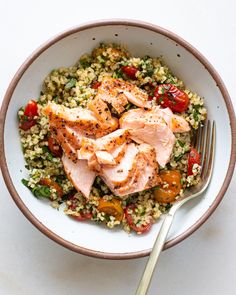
[177,140,185,147]
[21,179,51,199]
[42,146,53,160]
[32,185,51,198]
[65,78,77,90]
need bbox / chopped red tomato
[19,100,38,131]
[68,196,93,221]
[24,100,38,117]
[48,135,63,157]
[154,84,189,112]
[121,66,138,79]
[124,205,152,234]
[72,211,93,221]
[91,81,101,89]
[19,119,36,131]
[187,147,201,176]
[148,95,154,101]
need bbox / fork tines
[194,120,216,180]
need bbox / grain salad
[18,43,207,234]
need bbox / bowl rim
[0,19,235,260]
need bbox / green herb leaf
[32,185,51,198]
[21,179,29,187]
[174,154,183,161]
[80,59,91,68]
[17,107,24,120]
[177,140,185,147]
[165,203,172,210]
[193,110,199,121]
[125,103,132,111]
[55,174,66,184]
[143,55,151,61]
[151,185,160,191]
[113,68,123,79]
[97,56,105,64]
[53,95,59,102]
[65,78,77,90]
[42,146,53,160]
[145,63,154,77]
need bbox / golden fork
[136,120,216,295]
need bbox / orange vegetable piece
[39,178,63,198]
[97,198,124,221]
[154,170,182,203]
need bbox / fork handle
[136,211,176,295]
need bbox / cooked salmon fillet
[77,129,130,165]
[117,144,161,196]
[62,155,96,198]
[120,108,178,167]
[155,107,190,133]
[95,151,117,165]
[44,85,187,197]
[100,143,160,197]
[44,102,118,138]
[87,96,113,123]
[96,77,151,113]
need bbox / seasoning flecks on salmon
[96,77,151,113]
[43,93,186,198]
[119,107,188,167]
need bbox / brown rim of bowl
[0,19,235,260]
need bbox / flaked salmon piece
[155,107,190,133]
[63,126,90,149]
[52,128,77,162]
[101,143,139,188]
[77,137,96,161]
[51,125,93,161]
[96,77,151,113]
[87,154,102,172]
[100,143,160,197]
[44,102,98,129]
[62,155,96,198]
[44,102,118,138]
[95,151,116,165]
[120,108,176,167]
[110,142,128,164]
[79,142,128,169]
[117,144,161,196]
[77,129,130,163]
[87,96,112,124]
[96,129,130,151]
[171,115,190,133]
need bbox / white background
[0,0,235,294]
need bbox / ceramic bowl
[1,20,235,259]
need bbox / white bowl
[1,20,235,259]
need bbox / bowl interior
[3,23,233,257]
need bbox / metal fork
[136,120,216,295]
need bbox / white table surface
[1,0,235,294]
